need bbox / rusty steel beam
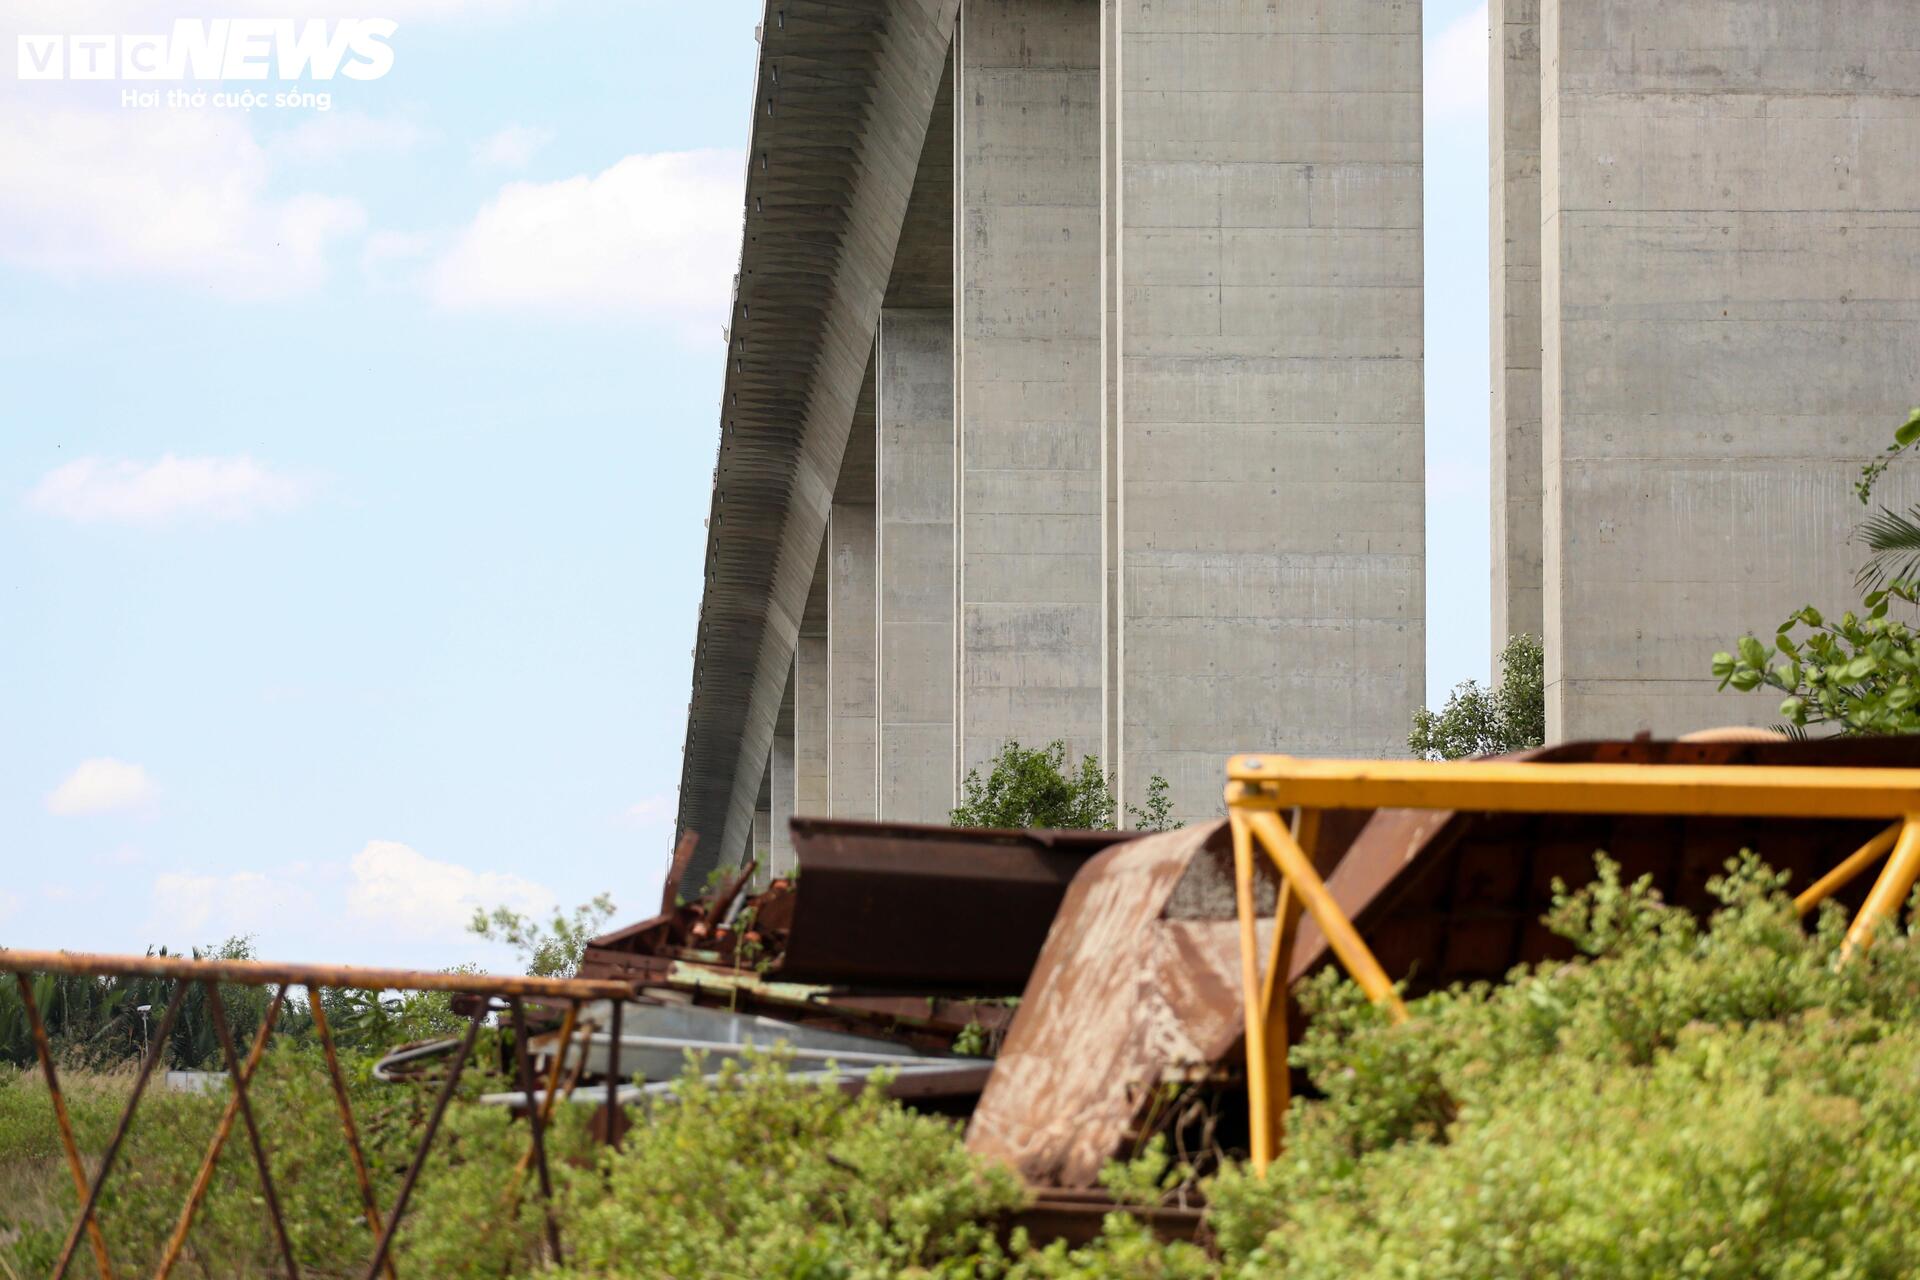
[1228,752,1920,819]
[53,980,189,1280]
[205,982,300,1278]
[308,986,395,1280]
[1280,737,1920,997]
[156,985,288,1280]
[362,1008,486,1280]
[0,948,632,1001]
[777,819,1142,990]
[16,974,115,1279]
[604,1000,625,1149]
[509,999,563,1262]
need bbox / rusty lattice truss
[3,951,633,1280]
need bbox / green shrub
[0,1039,573,1278]
[13,853,1920,1277]
[951,740,1181,832]
[469,894,618,978]
[1409,633,1546,760]
[1200,853,1920,1279]
[1713,407,1920,732]
[1713,583,1920,734]
[553,1057,1023,1279]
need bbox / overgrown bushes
[1007,853,1920,1278]
[11,854,1920,1277]
[556,1059,1022,1279]
[0,1039,566,1277]
[1409,632,1546,760]
[951,740,1180,832]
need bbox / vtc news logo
[18,20,397,82]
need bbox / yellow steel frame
[1223,754,1920,1176]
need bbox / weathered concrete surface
[1538,0,1920,738]
[1116,0,1426,814]
[770,668,795,875]
[956,0,1107,779]
[1490,0,1543,650]
[795,545,830,821]
[878,308,957,821]
[829,498,878,819]
[751,765,772,877]
[688,0,1435,866]
[674,0,959,885]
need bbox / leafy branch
[1712,581,1920,734]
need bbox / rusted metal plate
[0,949,633,1001]
[586,820,1141,995]
[972,737,1920,1187]
[576,948,1017,1054]
[1288,736,1920,993]
[967,823,1260,1187]
[1005,1189,1205,1248]
[776,818,1143,989]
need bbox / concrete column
[955,0,1106,780]
[751,764,772,883]
[795,544,831,818]
[770,665,795,874]
[1490,0,1542,651]
[1538,0,1920,739]
[1114,0,1426,816]
[877,308,957,821]
[828,501,879,818]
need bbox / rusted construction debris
[778,819,1138,989]
[580,818,1142,1057]
[967,822,1256,1187]
[1006,1188,1205,1248]
[582,739,1920,1197]
[969,736,1920,1187]
[1290,735,1920,994]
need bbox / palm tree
[1854,408,1920,590]
[1857,505,1920,590]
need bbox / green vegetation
[1408,632,1546,760]
[0,1045,1014,1277]
[1,939,483,1073]
[1009,851,1920,1278]
[469,893,618,978]
[3,939,290,1071]
[1850,405,1920,589]
[12,852,1920,1276]
[555,1058,1020,1278]
[0,1036,569,1277]
[1715,409,1920,732]
[950,740,1181,832]
[1713,582,1920,734]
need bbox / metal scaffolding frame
[1224,755,1920,1175]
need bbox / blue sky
[1,0,1492,970]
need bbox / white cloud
[0,891,19,925]
[431,148,741,325]
[46,758,159,816]
[272,112,435,164]
[0,105,365,297]
[361,228,437,277]
[621,793,674,828]
[96,844,148,868]
[150,868,320,939]
[347,840,554,941]
[1425,2,1488,126]
[470,124,553,171]
[27,455,311,525]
